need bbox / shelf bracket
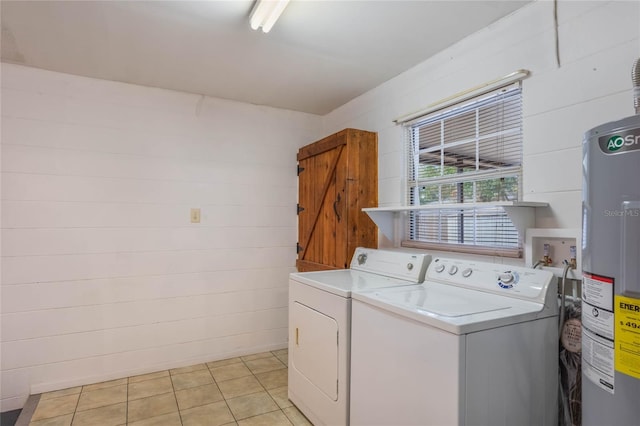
[364,210,397,241]
[502,206,536,239]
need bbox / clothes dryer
[288,248,431,425]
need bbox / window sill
[363,201,549,241]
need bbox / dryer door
[291,301,339,400]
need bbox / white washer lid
[289,269,418,298]
[352,281,553,335]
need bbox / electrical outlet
[190,208,201,223]
[525,228,582,279]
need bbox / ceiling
[1,1,530,115]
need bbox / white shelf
[363,201,549,242]
[363,201,548,212]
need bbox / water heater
[582,59,640,425]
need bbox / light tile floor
[27,349,312,426]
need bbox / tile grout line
[126,372,176,424]
[243,351,289,425]
[203,365,219,426]
[166,369,183,426]
[270,349,296,426]
[208,362,239,424]
[271,349,293,426]
[210,352,286,424]
[125,377,129,426]
[69,384,83,425]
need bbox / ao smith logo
[606,135,639,152]
[598,129,640,154]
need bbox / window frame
[402,82,524,257]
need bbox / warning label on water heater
[615,295,640,379]
[582,272,615,393]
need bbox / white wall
[0,63,322,411]
[323,0,640,258]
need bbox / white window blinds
[403,82,523,257]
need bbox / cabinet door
[297,138,348,270]
[290,302,339,400]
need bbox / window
[403,82,523,257]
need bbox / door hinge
[297,204,305,215]
[296,243,303,253]
[297,165,305,175]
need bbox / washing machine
[350,257,559,426]
[288,248,431,426]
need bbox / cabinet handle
[295,328,299,345]
[333,193,341,222]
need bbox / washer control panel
[350,247,432,283]
[427,257,554,303]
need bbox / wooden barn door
[297,135,348,271]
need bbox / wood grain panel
[296,129,377,272]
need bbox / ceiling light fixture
[250,0,290,33]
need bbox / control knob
[462,268,473,278]
[357,253,367,265]
[448,265,458,275]
[499,272,515,284]
[435,264,445,273]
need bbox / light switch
[190,208,201,223]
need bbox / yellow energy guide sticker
[615,295,640,379]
